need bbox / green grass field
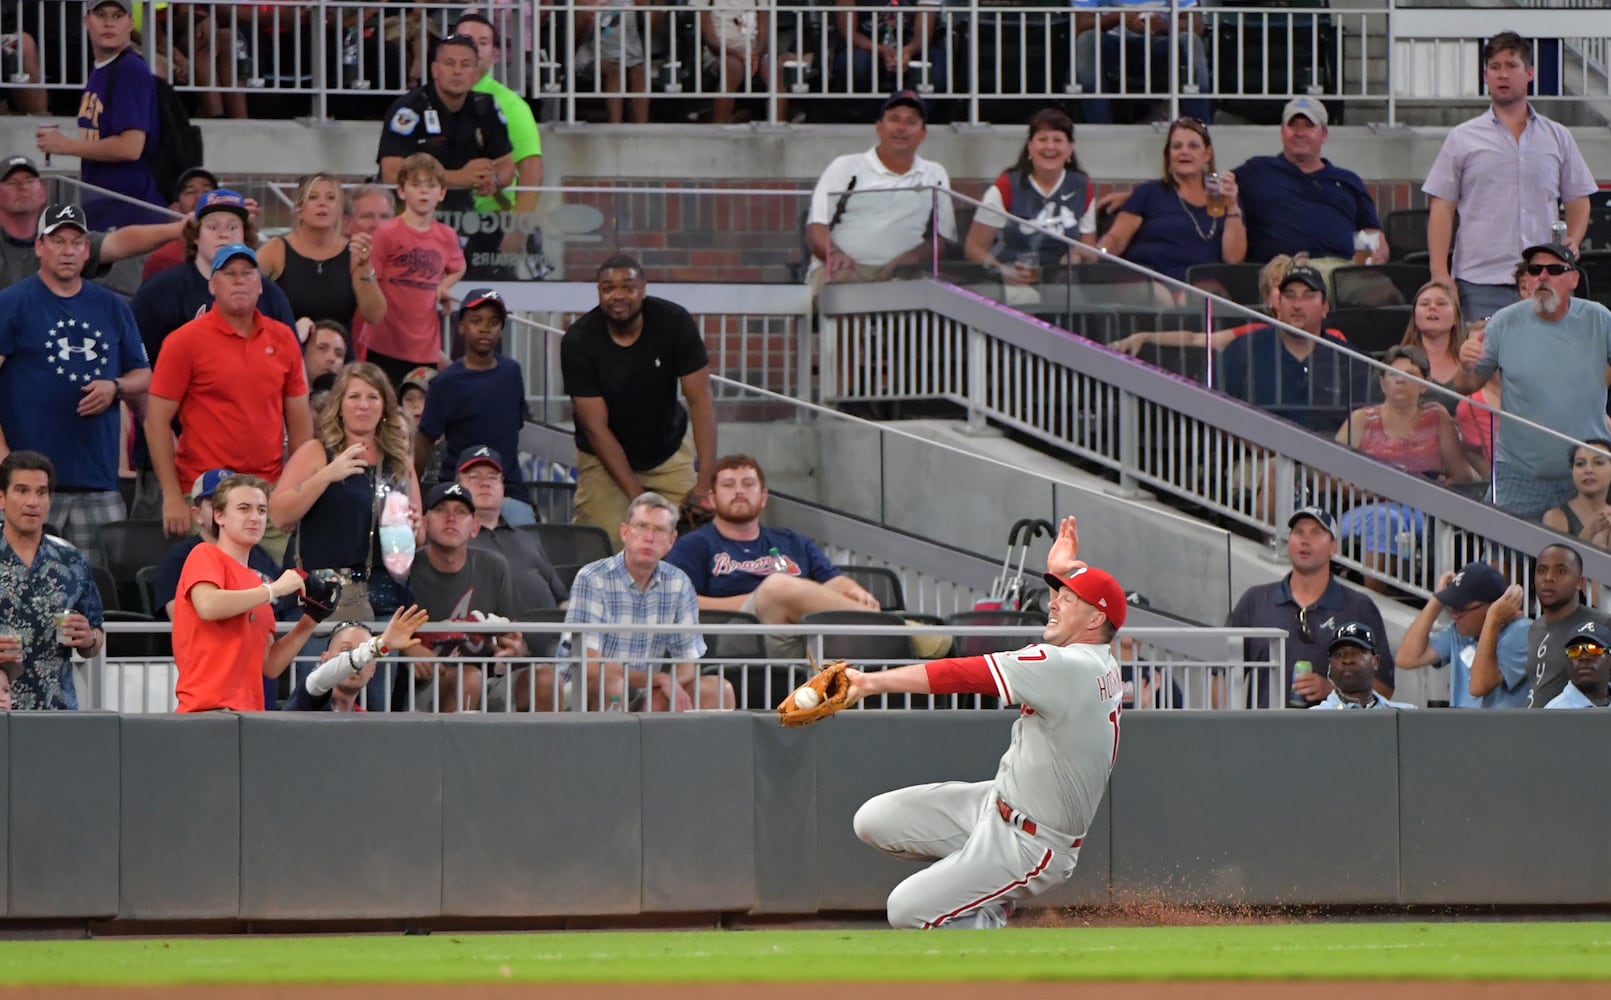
[1,923,1610,984]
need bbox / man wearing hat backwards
[415,287,530,503]
[849,515,1126,928]
[1454,242,1611,519]
[1543,623,1611,709]
[1396,560,1532,709]
[1310,622,1416,710]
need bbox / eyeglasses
[1526,263,1573,276]
[626,520,675,537]
[1567,643,1606,660]
[1297,606,1314,644]
[459,471,503,484]
[1450,602,1486,617]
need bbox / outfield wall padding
[2,711,1608,921]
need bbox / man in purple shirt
[1424,31,1598,322]
[36,0,164,231]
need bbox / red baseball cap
[1042,566,1127,629]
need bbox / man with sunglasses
[1227,506,1395,707]
[1395,561,1531,709]
[1543,623,1611,709]
[1308,623,1416,710]
[1455,243,1611,519]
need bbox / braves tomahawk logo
[49,318,106,384]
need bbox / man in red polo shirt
[145,242,312,540]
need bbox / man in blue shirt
[1394,561,1531,708]
[0,451,106,710]
[416,289,530,502]
[1543,624,1611,709]
[665,454,881,659]
[0,203,150,551]
[1232,98,1387,266]
[1226,506,1396,707]
[1214,264,1367,433]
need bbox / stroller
[974,518,1054,613]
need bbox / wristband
[262,583,274,604]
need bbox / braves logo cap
[458,288,508,324]
[37,203,87,237]
[425,481,475,513]
[189,468,236,503]
[1328,621,1375,653]
[1433,561,1507,609]
[2,156,39,181]
[1287,505,1336,537]
[1567,621,1603,648]
[401,366,436,393]
[196,189,248,221]
[1042,565,1128,629]
[456,445,503,475]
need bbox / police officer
[375,32,513,279]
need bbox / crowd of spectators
[0,12,1608,719]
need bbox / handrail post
[1385,0,1397,126]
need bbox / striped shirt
[1422,107,1598,285]
[564,552,705,668]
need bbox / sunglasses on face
[1526,263,1573,276]
[1567,643,1606,660]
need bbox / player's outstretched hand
[1047,515,1085,577]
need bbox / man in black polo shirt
[560,254,717,550]
[1226,506,1396,707]
[375,33,512,281]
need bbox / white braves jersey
[978,641,1122,839]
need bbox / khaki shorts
[741,591,808,661]
[573,435,697,551]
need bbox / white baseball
[793,687,820,710]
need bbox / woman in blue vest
[964,109,1097,286]
[1095,117,1247,285]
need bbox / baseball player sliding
[845,517,1124,928]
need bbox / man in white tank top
[848,517,1125,928]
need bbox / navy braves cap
[196,188,248,221]
[1566,621,1605,649]
[37,203,87,237]
[1280,265,1328,299]
[209,242,257,272]
[1328,621,1375,653]
[1287,506,1336,537]
[457,288,508,324]
[456,445,503,475]
[881,89,927,121]
[425,481,475,513]
[189,468,236,503]
[1433,562,1508,609]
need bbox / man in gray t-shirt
[1457,243,1611,519]
[1525,543,1611,708]
[402,482,535,711]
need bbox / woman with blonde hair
[270,362,422,620]
[1398,280,1466,413]
[257,173,386,332]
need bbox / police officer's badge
[390,107,420,134]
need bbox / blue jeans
[1456,279,1521,324]
[832,43,950,99]
[1075,27,1210,123]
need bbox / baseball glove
[777,659,854,727]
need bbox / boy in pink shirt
[355,152,466,385]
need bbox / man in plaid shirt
[564,492,733,711]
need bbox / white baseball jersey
[961,642,1123,838]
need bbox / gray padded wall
[1398,711,1611,905]
[1109,713,1401,905]
[120,715,241,918]
[239,715,443,920]
[441,716,641,916]
[7,713,119,917]
[750,719,819,913]
[640,713,755,912]
[0,713,8,916]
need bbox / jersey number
[1107,706,1122,770]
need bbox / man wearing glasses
[1543,623,1611,709]
[1394,561,1531,709]
[0,204,149,551]
[1455,243,1611,519]
[1226,506,1396,708]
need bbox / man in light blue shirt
[1071,0,1210,124]
[1544,625,1610,709]
[1395,561,1531,709]
[1309,622,1416,710]
[1455,242,1611,519]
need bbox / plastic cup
[53,611,70,645]
[1205,173,1227,218]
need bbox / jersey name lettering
[1096,665,1123,702]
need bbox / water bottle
[606,694,624,712]
[769,546,788,573]
[1288,660,1313,708]
[378,488,415,579]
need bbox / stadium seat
[521,523,612,573]
[698,608,787,711]
[834,565,906,612]
[1330,264,1430,308]
[1187,263,1264,307]
[1327,306,1412,358]
[91,564,120,613]
[96,520,170,613]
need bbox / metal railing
[81,618,1287,714]
[4,2,1608,124]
